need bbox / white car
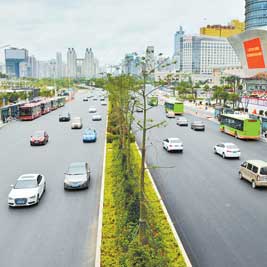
[71,117,83,129]
[166,111,175,118]
[92,114,102,121]
[101,100,107,106]
[8,174,46,207]
[214,142,241,159]
[177,117,188,126]
[163,138,183,152]
[89,108,97,113]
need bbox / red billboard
[243,38,265,69]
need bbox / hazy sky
[0,0,244,65]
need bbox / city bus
[56,96,66,107]
[19,102,42,121]
[50,98,58,110]
[148,96,158,107]
[40,99,52,115]
[220,114,261,140]
[164,100,184,115]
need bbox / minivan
[239,160,267,189]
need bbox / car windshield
[226,144,238,149]
[260,167,267,175]
[84,130,94,135]
[67,164,86,175]
[14,179,37,189]
[171,139,180,143]
[194,121,203,124]
[73,118,81,123]
[33,131,44,138]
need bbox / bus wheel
[252,181,256,189]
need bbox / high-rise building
[200,20,245,38]
[182,35,240,75]
[76,58,84,78]
[245,0,267,30]
[83,48,95,78]
[67,48,77,78]
[122,53,141,76]
[56,52,63,78]
[5,48,28,78]
[173,26,185,71]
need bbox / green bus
[148,96,158,106]
[164,101,184,115]
[220,114,261,140]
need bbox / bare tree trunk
[139,76,147,245]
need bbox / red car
[30,130,49,146]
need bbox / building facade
[245,0,267,30]
[5,48,28,78]
[173,26,185,71]
[182,35,240,75]
[200,20,245,38]
[56,52,63,78]
[67,48,77,78]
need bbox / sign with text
[243,38,265,69]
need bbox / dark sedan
[59,113,71,122]
[30,130,49,146]
[191,121,205,131]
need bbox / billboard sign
[243,38,265,69]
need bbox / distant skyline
[0,0,244,65]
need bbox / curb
[94,103,108,267]
[135,142,192,267]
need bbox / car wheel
[214,148,217,154]
[44,183,46,192]
[222,153,226,159]
[239,172,243,180]
[36,194,40,205]
[252,180,256,189]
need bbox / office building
[182,35,240,75]
[173,26,185,71]
[245,0,267,30]
[5,48,28,78]
[200,20,245,38]
[67,48,77,78]
[56,52,63,78]
[122,53,141,76]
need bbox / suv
[239,160,267,189]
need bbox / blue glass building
[245,0,267,30]
[5,48,28,78]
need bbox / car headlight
[29,195,37,199]
[8,197,14,201]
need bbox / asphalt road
[0,90,107,267]
[135,104,267,267]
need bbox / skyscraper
[5,48,28,78]
[56,52,63,78]
[173,26,185,71]
[67,48,77,78]
[245,0,267,30]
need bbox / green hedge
[101,142,187,267]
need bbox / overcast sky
[0,0,244,65]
